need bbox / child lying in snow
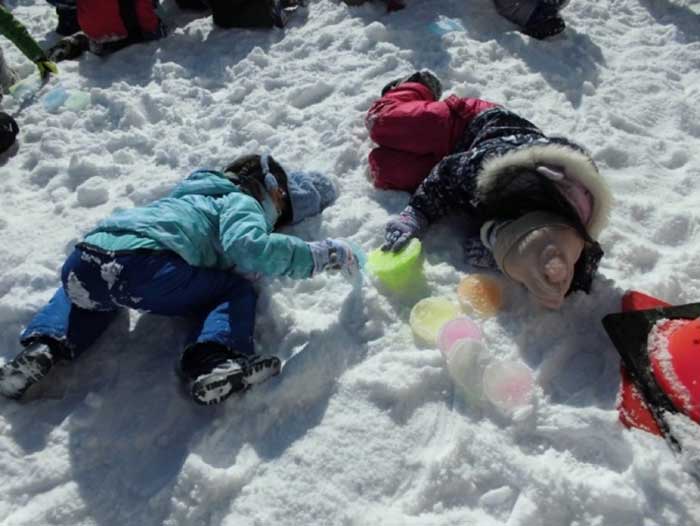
[367,71,612,309]
[0,155,359,405]
[0,6,57,95]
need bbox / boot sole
[243,356,282,386]
[191,365,246,406]
[0,352,53,400]
[190,356,282,406]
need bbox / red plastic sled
[603,291,700,450]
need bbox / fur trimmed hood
[476,142,612,239]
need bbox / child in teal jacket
[0,154,358,405]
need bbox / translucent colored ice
[409,296,459,346]
[63,91,91,112]
[428,17,465,36]
[482,360,534,415]
[445,338,490,404]
[458,274,503,317]
[42,87,69,112]
[9,74,42,101]
[367,238,422,292]
[437,316,482,357]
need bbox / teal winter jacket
[83,170,314,279]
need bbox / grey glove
[308,239,359,278]
[382,206,429,252]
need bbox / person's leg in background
[0,47,19,94]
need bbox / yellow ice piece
[409,297,460,346]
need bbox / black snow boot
[211,0,286,28]
[181,346,281,405]
[521,4,566,39]
[0,343,56,400]
[174,0,209,11]
[55,7,81,37]
[384,0,405,11]
[47,33,90,62]
[381,70,443,100]
[0,112,19,155]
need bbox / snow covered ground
[1,0,700,524]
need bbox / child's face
[503,226,585,310]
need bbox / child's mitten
[33,57,58,80]
[485,212,584,309]
[382,206,428,252]
[309,239,359,278]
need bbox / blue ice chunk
[347,240,367,270]
[42,86,70,112]
[9,75,42,101]
[429,17,465,36]
[64,91,91,112]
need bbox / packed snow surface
[1,0,700,524]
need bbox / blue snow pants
[20,245,257,361]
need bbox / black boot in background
[381,70,443,99]
[47,33,90,62]
[521,3,566,39]
[55,7,80,36]
[174,0,209,10]
[0,112,19,155]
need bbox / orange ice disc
[457,274,503,317]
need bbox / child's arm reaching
[219,195,314,278]
[220,194,357,279]
[382,152,478,251]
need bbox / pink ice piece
[482,361,534,414]
[438,317,482,357]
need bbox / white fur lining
[476,143,612,238]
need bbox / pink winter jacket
[365,83,497,191]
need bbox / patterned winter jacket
[0,7,46,63]
[409,107,612,292]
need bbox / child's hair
[223,154,293,225]
[477,166,592,243]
